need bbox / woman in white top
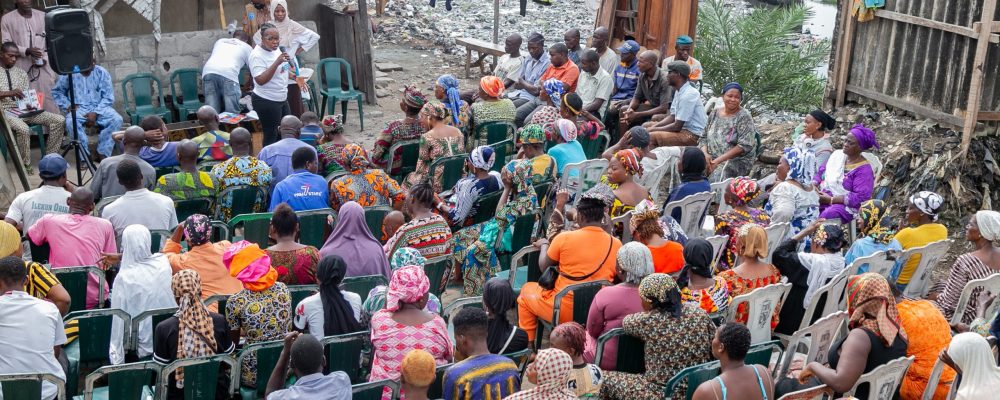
[109,224,177,363]
[767,146,819,239]
[293,255,362,338]
[253,0,320,118]
[249,23,293,145]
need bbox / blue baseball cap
[38,154,68,178]
[617,40,640,54]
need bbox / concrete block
[134,36,157,58]
[102,37,135,63]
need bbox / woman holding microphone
[250,23,292,146]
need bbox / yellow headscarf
[0,221,20,257]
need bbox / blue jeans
[203,73,241,114]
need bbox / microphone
[278,46,299,76]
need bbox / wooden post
[834,0,857,108]
[219,0,227,30]
[355,0,378,106]
[958,0,998,158]
[493,0,500,45]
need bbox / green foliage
[696,0,831,113]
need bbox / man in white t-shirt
[0,256,67,400]
[494,33,523,90]
[101,159,178,243]
[4,154,71,232]
[203,31,253,114]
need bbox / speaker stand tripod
[59,66,96,186]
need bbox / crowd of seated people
[7,19,1000,400]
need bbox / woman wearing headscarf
[505,348,577,400]
[435,145,503,226]
[452,159,539,295]
[328,144,406,211]
[631,208,685,274]
[470,76,516,140]
[319,201,392,279]
[163,214,243,305]
[772,222,847,336]
[600,274,716,400]
[813,124,879,224]
[766,146,820,238]
[514,124,557,184]
[560,92,605,141]
[664,146,711,221]
[546,118,587,177]
[316,114,352,175]
[266,203,320,284]
[892,191,948,287]
[384,182,454,261]
[434,74,471,134]
[678,238,731,315]
[775,273,908,398]
[718,224,782,328]
[526,78,566,127]
[110,224,177,364]
[223,240,292,388]
[152,270,235,399]
[793,109,836,172]
[369,265,452,400]
[844,200,903,267]
[360,247,442,327]
[701,82,758,180]
[484,277,529,355]
[403,101,466,192]
[607,148,653,223]
[251,0,320,117]
[932,210,1000,323]
[293,255,362,338]
[372,86,428,171]
[715,177,771,271]
[942,332,1000,399]
[583,242,655,370]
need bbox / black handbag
[538,233,614,291]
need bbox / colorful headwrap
[639,273,679,304]
[675,35,694,45]
[554,118,578,142]
[480,76,505,98]
[849,124,879,150]
[469,145,496,171]
[909,191,944,221]
[811,224,845,252]
[782,146,816,184]
[223,240,277,291]
[183,214,212,246]
[737,223,768,259]
[390,247,426,271]
[578,121,601,140]
[808,109,836,131]
[321,114,344,134]
[581,182,615,206]
[542,78,565,103]
[171,269,217,383]
[519,124,546,145]
[0,221,20,257]
[615,148,643,177]
[847,273,906,346]
[420,101,450,121]
[402,85,428,109]
[858,200,895,244]
[726,177,760,206]
[436,74,462,125]
[340,143,370,173]
[385,264,430,311]
[975,210,1000,243]
[617,242,655,285]
[721,82,743,96]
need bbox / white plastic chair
[611,210,635,243]
[725,282,792,344]
[663,191,714,239]
[776,384,834,400]
[845,356,914,400]
[803,267,852,327]
[637,160,671,202]
[949,273,1000,325]
[763,222,791,264]
[705,234,729,270]
[921,355,955,400]
[774,311,848,380]
[561,159,609,204]
[846,250,898,278]
[898,240,953,298]
[710,177,734,215]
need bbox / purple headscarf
[319,201,391,279]
[850,124,879,150]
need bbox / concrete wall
[99,0,329,37]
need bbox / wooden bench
[455,37,506,79]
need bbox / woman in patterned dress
[678,238,731,316]
[607,148,653,223]
[514,124,557,185]
[715,177,771,271]
[932,210,1000,323]
[265,203,320,284]
[767,146,820,239]
[505,348,577,400]
[526,78,564,127]
[383,183,454,260]
[599,273,716,400]
[403,101,466,192]
[360,247,442,327]
[315,114,351,176]
[718,224,782,329]
[470,76,516,142]
[701,82,757,181]
[434,145,503,226]
[434,74,471,134]
[328,144,406,211]
[372,86,428,172]
[843,199,902,267]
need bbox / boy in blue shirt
[269,146,328,211]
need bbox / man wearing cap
[661,35,703,85]
[4,154,71,231]
[591,27,619,74]
[190,105,232,161]
[619,50,671,137]
[647,61,706,147]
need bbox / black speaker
[44,8,93,75]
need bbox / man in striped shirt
[0,220,75,341]
[443,308,521,400]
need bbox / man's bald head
[176,139,200,167]
[67,187,95,214]
[637,50,659,74]
[196,106,219,129]
[279,115,302,138]
[122,126,147,154]
[592,27,610,51]
[230,127,252,155]
[505,33,523,55]
[639,50,658,64]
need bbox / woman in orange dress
[718,223,782,328]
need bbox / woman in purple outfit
[813,124,879,224]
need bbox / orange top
[539,61,581,93]
[163,239,244,302]
[896,299,956,400]
[647,241,685,274]
[546,226,621,295]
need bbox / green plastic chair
[52,266,106,313]
[296,208,336,249]
[387,139,421,181]
[325,170,349,183]
[474,121,515,147]
[0,124,46,160]
[497,211,539,270]
[467,190,502,226]
[237,340,285,400]
[63,309,132,396]
[342,275,388,303]
[169,68,203,120]
[128,307,178,356]
[489,139,514,173]
[363,206,394,242]
[351,379,399,400]
[664,359,722,399]
[228,212,273,248]
[444,297,483,345]
[121,73,173,125]
[535,280,610,349]
[316,58,365,130]
[429,154,468,193]
[203,294,231,320]
[149,229,171,253]
[174,198,213,223]
[288,285,318,314]
[577,131,610,159]
[0,373,65,400]
[158,354,239,400]
[321,331,369,383]
[214,185,269,222]
[503,347,533,374]
[425,363,452,400]
[74,361,158,400]
[594,327,646,374]
[196,161,219,173]
[494,245,540,295]
[745,340,783,369]
[423,255,451,298]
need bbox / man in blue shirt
[647,61,707,147]
[507,34,550,113]
[264,332,351,400]
[269,146,328,211]
[605,40,641,142]
[51,63,124,159]
[258,115,318,189]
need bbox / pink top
[584,284,644,370]
[29,214,117,308]
[369,309,452,399]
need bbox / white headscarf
[975,210,1000,243]
[109,224,177,364]
[947,332,1000,399]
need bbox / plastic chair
[763,222,791,264]
[846,250,899,277]
[0,373,66,400]
[423,255,451,298]
[468,190,503,226]
[921,356,954,400]
[169,68,203,120]
[148,229,171,253]
[386,139,421,181]
[325,170,349,183]
[746,340,783,368]
[121,73,173,125]
[844,356,914,399]
[342,275,388,303]
[154,167,177,180]
[429,154,468,193]
[725,282,792,344]
[489,139,514,173]
[316,58,365,129]
[214,185,269,222]
[949,273,1000,325]
[296,208,337,249]
[237,339,284,400]
[75,361,158,400]
[776,269,852,343]
[52,266,106,313]
[663,359,721,399]
[444,297,484,344]
[561,159,609,203]
[576,131,610,159]
[535,280,611,349]
[228,212,273,248]
[663,191,714,239]
[203,294,231,320]
[93,195,121,217]
[710,177,734,215]
[503,348,533,374]
[363,206,394,242]
[495,245,540,295]
[637,158,671,202]
[610,210,634,243]
[174,197,213,222]
[774,311,847,380]
[351,379,400,400]
[128,307,178,355]
[898,239,953,298]
[594,327,645,374]
[777,385,834,400]
[475,121,515,147]
[321,331,369,383]
[425,363,452,400]
[63,309,132,396]
[288,285,318,315]
[705,234,729,270]
[196,161,220,173]
[157,354,239,400]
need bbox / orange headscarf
[480,76,505,98]
[223,240,278,291]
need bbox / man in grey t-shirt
[90,126,156,201]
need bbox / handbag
[538,233,614,291]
